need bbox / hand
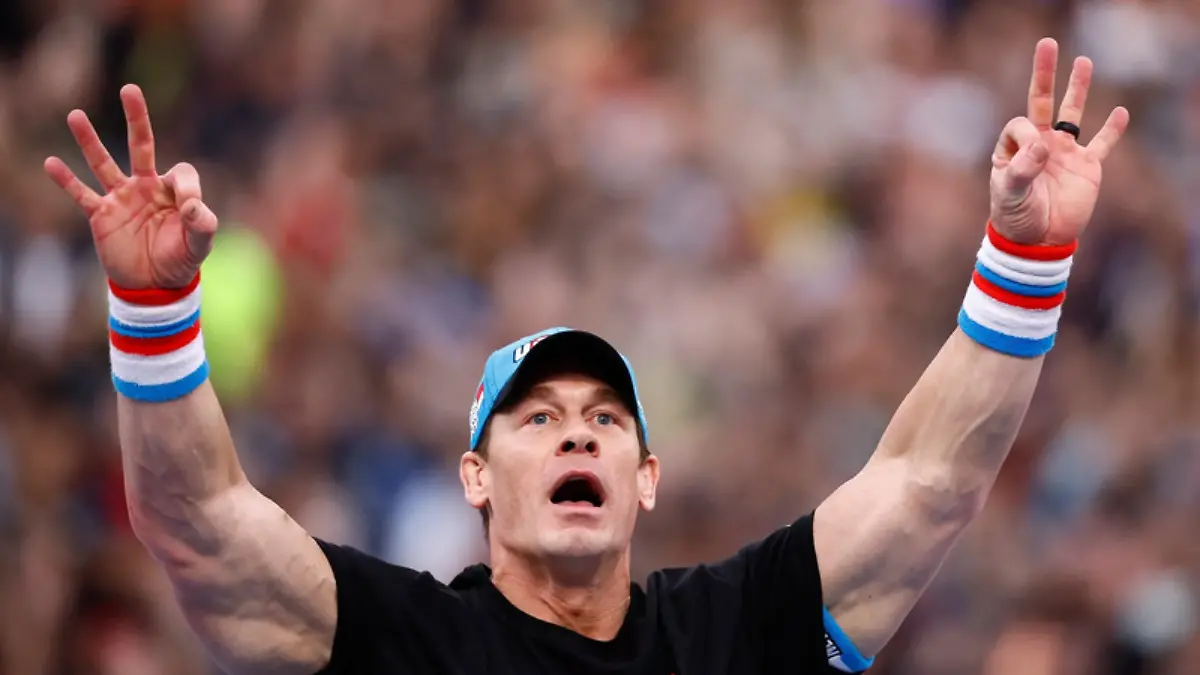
[44,85,219,290]
[989,38,1130,246]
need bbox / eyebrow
[585,387,626,411]
[523,383,561,406]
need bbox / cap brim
[494,331,639,419]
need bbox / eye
[595,412,616,426]
[530,412,551,426]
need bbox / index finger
[121,84,157,177]
[163,162,203,206]
[1027,38,1059,130]
[993,116,1042,164]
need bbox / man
[44,38,1127,674]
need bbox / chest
[450,611,778,675]
[465,619,674,675]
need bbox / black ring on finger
[1053,120,1081,140]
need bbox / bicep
[814,457,973,658]
[163,483,337,675]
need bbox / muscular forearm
[51,88,338,675]
[870,328,1043,513]
[118,383,337,675]
[812,39,1129,666]
[815,330,1045,656]
[118,381,247,562]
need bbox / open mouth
[549,472,605,508]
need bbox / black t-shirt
[314,514,856,674]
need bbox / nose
[557,429,599,456]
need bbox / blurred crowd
[0,0,1198,673]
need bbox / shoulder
[645,514,839,672]
[313,540,484,674]
[650,513,820,594]
[314,539,496,618]
[317,538,444,583]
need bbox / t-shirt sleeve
[313,539,471,675]
[734,513,873,673]
[654,513,871,674]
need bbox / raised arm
[45,86,336,675]
[812,39,1130,661]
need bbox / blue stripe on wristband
[112,361,210,402]
[974,262,1067,297]
[110,309,202,338]
[824,607,874,672]
[958,309,1056,358]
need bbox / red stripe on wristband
[109,320,201,356]
[986,222,1076,261]
[972,271,1066,310]
[109,274,201,306]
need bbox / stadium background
[0,0,1198,673]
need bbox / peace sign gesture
[44,85,219,290]
[989,38,1130,246]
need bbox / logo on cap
[513,335,549,362]
[469,382,485,437]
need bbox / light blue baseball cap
[468,327,649,450]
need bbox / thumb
[180,197,218,264]
[1001,141,1050,198]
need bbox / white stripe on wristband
[108,277,210,402]
[976,240,1072,284]
[962,284,1063,339]
[108,285,203,327]
[110,338,207,386]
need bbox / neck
[490,547,633,641]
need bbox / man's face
[460,373,659,562]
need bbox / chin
[540,528,613,559]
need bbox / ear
[637,454,660,512]
[460,451,489,510]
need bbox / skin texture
[460,375,660,640]
[41,37,1127,674]
[46,87,338,675]
[813,37,1128,656]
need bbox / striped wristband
[108,274,210,402]
[957,222,1076,358]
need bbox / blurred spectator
[0,0,1198,673]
